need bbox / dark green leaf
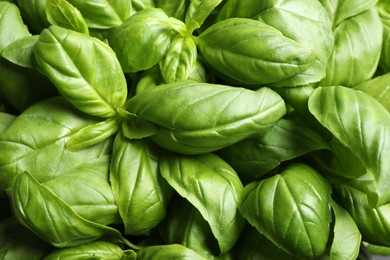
[217,119,329,182]
[159,197,219,258]
[137,244,207,260]
[0,218,52,260]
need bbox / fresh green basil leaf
[159,197,219,258]
[155,0,189,21]
[108,8,185,73]
[196,18,317,86]
[0,97,112,192]
[43,241,136,260]
[0,218,52,260]
[8,171,122,247]
[254,0,334,87]
[65,0,131,29]
[217,119,329,183]
[354,72,390,112]
[110,133,172,235]
[160,152,245,254]
[319,8,383,87]
[34,25,127,118]
[320,0,378,28]
[0,112,16,133]
[43,155,120,226]
[239,163,332,259]
[137,244,207,260]
[46,0,89,34]
[0,2,31,50]
[308,86,390,207]
[160,35,197,83]
[126,81,286,154]
[377,0,390,72]
[329,200,362,260]
[334,185,390,247]
[1,35,39,69]
[66,117,120,151]
[185,0,223,33]
[233,225,293,260]
[119,109,158,139]
[16,0,50,33]
[214,0,334,87]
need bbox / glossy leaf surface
[126,81,286,154]
[34,25,127,118]
[239,163,332,259]
[308,86,390,206]
[160,152,245,254]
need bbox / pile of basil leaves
[1,0,390,259]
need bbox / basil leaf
[66,117,120,151]
[0,218,51,260]
[196,18,317,86]
[120,109,157,139]
[8,171,122,247]
[159,197,219,258]
[0,97,112,192]
[110,133,173,235]
[320,0,378,28]
[42,241,136,260]
[329,200,361,260]
[16,0,50,33]
[239,163,332,259]
[43,155,120,226]
[334,185,390,247]
[217,119,329,182]
[319,8,383,87]
[0,112,16,133]
[160,153,245,254]
[377,0,390,72]
[137,244,207,260]
[185,0,223,32]
[0,2,31,50]
[46,0,89,34]
[65,0,132,29]
[354,72,390,112]
[108,8,186,73]
[160,34,197,83]
[126,81,286,154]
[1,35,39,69]
[233,225,293,260]
[308,86,390,207]
[34,25,127,118]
